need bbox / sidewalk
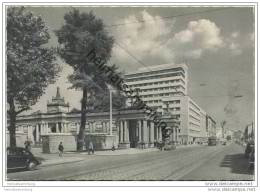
[80,148,159,156]
[34,152,85,167]
[79,144,201,156]
[32,144,203,167]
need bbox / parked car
[7,147,41,172]
[245,142,254,158]
[248,148,255,170]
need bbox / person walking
[58,142,64,157]
[88,141,94,155]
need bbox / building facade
[125,64,215,144]
[125,63,188,113]
[7,87,177,152]
[206,115,217,138]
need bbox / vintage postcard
[1,1,258,192]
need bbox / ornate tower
[47,87,70,113]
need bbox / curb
[39,158,85,168]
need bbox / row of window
[189,107,201,118]
[128,79,185,88]
[189,101,201,112]
[164,100,181,104]
[189,115,201,124]
[125,72,185,82]
[140,92,185,98]
[125,67,186,79]
[189,122,200,128]
[189,129,200,134]
[137,86,185,93]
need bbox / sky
[19,6,254,131]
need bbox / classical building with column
[7,87,171,152]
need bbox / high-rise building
[125,63,215,144]
[125,63,188,113]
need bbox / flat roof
[125,63,188,76]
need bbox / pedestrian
[111,142,115,151]
[58,142,64,157]
[88,140,94,155]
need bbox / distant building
[206,115,217,137]
[216,127,223,139]
[244,122,254,142]
[161,96,209,144]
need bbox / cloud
[225,31,243,55]
[168,19,224,59]
[248,32,255,47]
[112,12,225,68]
[228,42,242,55]
[231,31,239,38]
[112,10,175,69]
[249,32,254,41]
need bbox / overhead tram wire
[109,7,234,73]
[104,7,232,29]
[113,41,153,73]
[107,7,251,99]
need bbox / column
[44,123,47,134]
[61,122,64,133]
[118,121,121,142]
[93,122,96,133]
[40,123,44,135]
[124,120,129,143]
[45,123,48,134]
[29,125,34,144]
[76,123,80,134]
[101,121,105,133]
[63,122,66,133]
[150,122,155,144]
[36,124,40,142]
[106,121,110,133]
[158,126,162,141]
[65,122,68,133]
[55,122,59,133]
[119,121,122,142]
[138,120,142,142]
[27,125,31,139]
[64,122,67,133]
[175,127,178,144]
[143,120,148,147]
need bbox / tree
[55,9,115,150]
[7,7,60,147]
[92,90,126,112]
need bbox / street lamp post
[109,89,113,136]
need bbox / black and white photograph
[0,0,259,191]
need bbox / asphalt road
[7,143,254,181]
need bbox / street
[7,143,254,181]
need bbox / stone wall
[42,133,77,153]
[84,134,118,150]
[6,131,27,148]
